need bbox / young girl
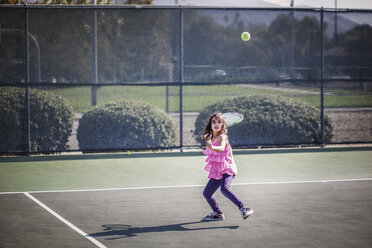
[201,113,253,221]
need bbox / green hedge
[0,87,74,152]
[77,101,177,150]
[194,95,333,146]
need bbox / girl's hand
[206,139,212,149]
[207,135,227,152]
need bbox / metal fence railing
[0,5,371,153]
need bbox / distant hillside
[196,8,361,38]
[115,0,369,34]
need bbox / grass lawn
[50,85,372,113]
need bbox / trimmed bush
[194,95,333,146]
[77,101,177,150]
[0,87,74,152]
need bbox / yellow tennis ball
[241,31,250,41]
[126,151,131,156]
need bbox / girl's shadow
[89,221,239,240]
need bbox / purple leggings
[203,173,244,213]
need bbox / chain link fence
[0,5,371,153]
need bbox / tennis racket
[223,112,244,127]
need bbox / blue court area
[1,148,372,248]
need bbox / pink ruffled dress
[203,139,237,180]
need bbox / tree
[97,8,173,83]
[342,24,372,79]
[0,0,153,4]
[125,0,152,4]
[1,0,170,84]
[0,0,24,3]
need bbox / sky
[154,0,372,9]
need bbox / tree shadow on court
[89,221,239,240]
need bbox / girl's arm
[207,135,227,153]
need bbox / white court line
[24,192,107,248]
[0,177,371,195]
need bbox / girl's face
[211,116,223,133]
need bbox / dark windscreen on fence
[0,6,371,153]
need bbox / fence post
[166,63,173,113]
[25,6,31,154]
[320,7,325,146]
[179,6,184,150]
[91,1,98,106]
[290,5,294,76]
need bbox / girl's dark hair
[200,113,228,140]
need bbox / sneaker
[240,207,253,219]
[202,211,225,221]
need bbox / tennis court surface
[1,148,372,248]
